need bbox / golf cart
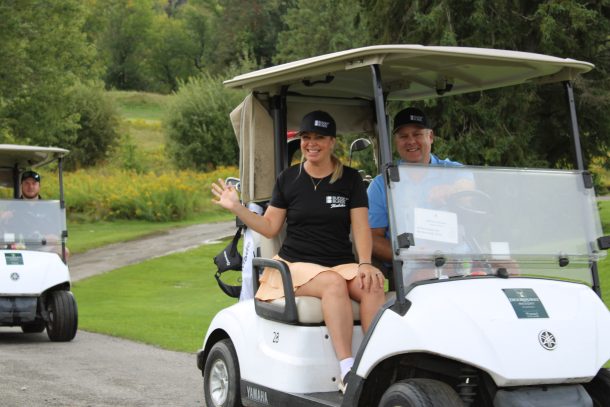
[0,144,77,342]
[197,46,610,406]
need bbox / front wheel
[584,369,610,407]
[45,290,78,342]
[379,379,464,407]
[203,339,241,407]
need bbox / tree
[359,0,610,169]
[86,0,156,90]
[274,0,367,63]
[0,0,100,147]
[165,74,245,170]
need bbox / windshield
[0,200,66,253]
[387,165,605,287]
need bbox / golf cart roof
[0,144,69,168]
[225,45,593,100]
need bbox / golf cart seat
[252,257,395,325]
[251,257,344,325]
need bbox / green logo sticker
[503,288,548,319]
[5,253,24,265]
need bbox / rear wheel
[45,291,78,342]
[203,339,241,407]
[585,369,610,407]
[21,320,45,333]
[379,379,464,407]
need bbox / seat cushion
[270,292,396,324]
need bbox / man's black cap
[21,170,41,183]
[392,107,430,133]
[298,110,336,137]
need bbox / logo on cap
[314,120,330,128]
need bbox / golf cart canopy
[0,144,69,189]
[227,45,594,203]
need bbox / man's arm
[371,227,393,263]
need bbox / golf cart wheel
[584,369,610,407]
[21,320,45,333]
[379,378,464,407]
[203,339,241,407]
[45,290,78,342]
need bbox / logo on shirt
[326,195,348,208]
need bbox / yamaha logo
[538,330,557,350]
[10,272,19,281]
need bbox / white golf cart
[0,144,77,342]
[197,46,610,406]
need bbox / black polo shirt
[270,165,368,267]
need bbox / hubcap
[209,358,229,406]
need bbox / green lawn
[73,240,238,353]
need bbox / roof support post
[370,65,392,167]
[563,81,585,170]
[271,86,289,177]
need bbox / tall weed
[31,166,238,222]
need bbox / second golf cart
[0,144,77,342]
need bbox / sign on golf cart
[197,46,610,407]
[0,144,77,342]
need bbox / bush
[64,82,121,169]
[165,73,245,171]
[49,166,238,222]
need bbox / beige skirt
[255,256,358,301]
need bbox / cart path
[69,220,236,282]
[0,329,203,407]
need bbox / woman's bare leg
[295,271,353,360]
[347,278,385,333]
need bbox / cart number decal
[272,331,279,343]
[5,253,23,265]
[503,288,548,318]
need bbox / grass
[68,211,233,254]
[73,241,238,353]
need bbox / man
[367,107,469,263]
[20,170,42,200]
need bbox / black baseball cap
[21,170,41,183]
[392,107,430,133]
[298,110,336,137]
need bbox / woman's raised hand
[211,178,241,211]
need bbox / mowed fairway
[72,240,239,353]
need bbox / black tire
[21,320,45,333]
[379,379,464,407]
[45,290,78,342]
[585,369,610,407]
[203,339,241,407]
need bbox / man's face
[21,178,40,199]
[394,124,434,164]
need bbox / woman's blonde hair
[299,153,343,184]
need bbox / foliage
[359,1,610,169]
[34,166,238,222]
[274,0,367,63]
[0,0,100,146]
[203,0,292,74]
[64,82,121,169]
[165,74,245,170]
[85,0,156,91]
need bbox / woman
[211,110,385,392]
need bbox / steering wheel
[445,189,493,217]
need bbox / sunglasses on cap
[21,170,41,183]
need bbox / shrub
[64,82,121,169]
[48,166,239,222]
[165,73,245,171]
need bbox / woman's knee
[316,271,349,295]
